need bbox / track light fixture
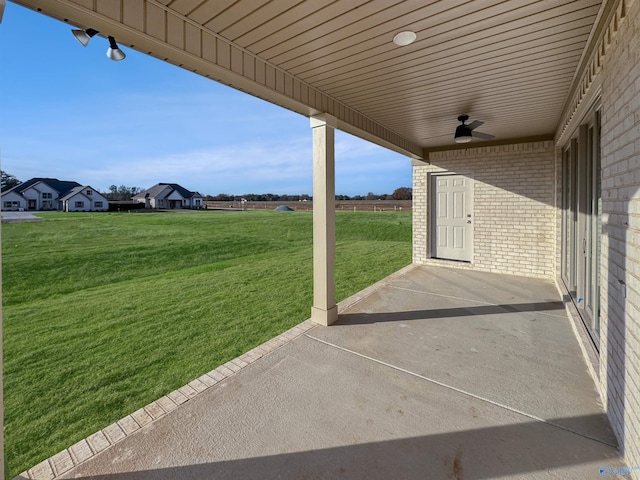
[72,28,99,47]
[106,36,126,61]
[71,28,126,61]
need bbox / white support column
[310,113,338,326]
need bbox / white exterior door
[432,174,474,262]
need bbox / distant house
[1,178,108,212]
[133,183,203,209]
[59,186,109,212]
[1,190,28,211]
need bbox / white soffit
[12,0,604,153]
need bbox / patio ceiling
[13,0,606,157]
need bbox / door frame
[561,105,601,348]
[429,172,474,263]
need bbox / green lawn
[2,209,411,476]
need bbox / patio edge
[16,263,417,480]
[16,319,318,480]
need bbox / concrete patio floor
[24,264,625,479]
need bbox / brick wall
[412,160,428,263]
[599,0,640,466]
[411,0,640,467]
[412,141,556,278]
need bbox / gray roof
[58,186,104,202]
[5,178,81,197]
[133,183,200,200]
[58,186,86,201]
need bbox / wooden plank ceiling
[13,0,604,153]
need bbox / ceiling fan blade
[467,120,484,130]
[419,133,452,141]
[472,131,495,140]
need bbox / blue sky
[0,2,412,197]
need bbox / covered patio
[4,0,640,476]
[21,265,623,479]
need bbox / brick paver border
[16,320,317,480]
[15,264,417,480]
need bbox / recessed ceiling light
[393,31,417,46]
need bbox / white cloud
[79,136,312,194]
[2,126,412,196]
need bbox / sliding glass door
[561,109,601,347]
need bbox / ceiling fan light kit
[454,127,473,143]
[454,115,494,144]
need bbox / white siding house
[133,183,203,209]
[59,186,109,212]
[2,179,109,212]
[1,178,81,211]
[2,190,26,211]
[19,181,62,211]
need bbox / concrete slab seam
[305,332,618,449]
[16,319,318,480]
[389,285,569,319]
[336,264,418,314]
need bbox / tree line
[1,171,411,201]
[207,187,412,202]
[104,185,144,201]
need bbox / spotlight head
[72,28,99,47]
[106,36,126,61]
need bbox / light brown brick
[145,401,167,420]
[131,408,153,427]
[118,415,141,435]
[69,439,93,464]
[103,423,126,443]
[50,450,74,475]
[28,460,54,480]
[87,430,111,453]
